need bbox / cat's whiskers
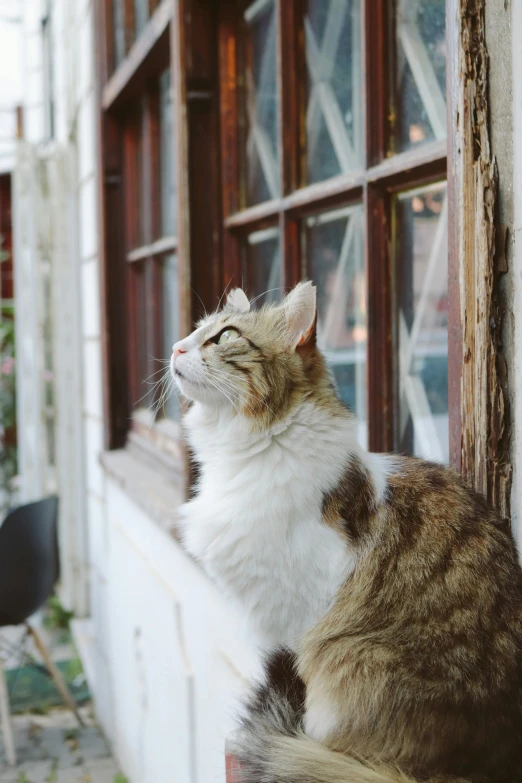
[207,365,276,419]
[212,364,276,419]
[192,288,208,320]
[249,287,289,307]
[203,371,240,411]
[146,369,175,425]
[205,368,275,418]
[217,279,233,311]
[204,367,256,415]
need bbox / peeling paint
[457,0,512,519]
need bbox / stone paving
[0,707,124,783]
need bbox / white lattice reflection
[307,206,366,447]
[396,183,448,462]
[112,0,125,68]
[134,0,148,36]
[396,0,446,149]
[305,0,363,182]
[162,254,180,420]
[160,69,177,237]
[242,0,280,204]
[244,227,281,306]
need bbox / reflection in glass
[305,0,363,183]
[244,228,281,305]
[162,254,180,420]
[130,109,145,249]
[160,69,177,237]
[133,263,150,407]
[242,0,280,205]
[396,182,448,462]
[113,0,126,67]
[134,0,148,37]
[306,206,366,446]
[396,0,446,150]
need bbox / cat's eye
[217,328,240,345]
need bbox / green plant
[113,775,129,783]
[0,304,17,511]
[45,759,58,783]
[44,595,74,631]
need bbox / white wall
[0,0,23,173]
[17,4,260,780]
[104,480,258,783]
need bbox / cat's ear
[282,281,317,350]
[226,288,251,313]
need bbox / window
[96,0,180,448]
[123,69,179,420]
[96,0,450,466]
[219,0,448,459]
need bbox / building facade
[10,0,522,781]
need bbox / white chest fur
[178,402,364,650]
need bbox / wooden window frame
[95,0,223,455]
[218,0,447,455]
[95,0,510,512]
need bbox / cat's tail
[232,649,467,783]
[232,730,422,783]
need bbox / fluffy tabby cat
[171,282,522,783]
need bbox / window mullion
[277,0,303,288]
[123,0,136,55]
[365,182,394,453]
[363,0,394,452]
[218,0,242,288]
[364,0,390,167]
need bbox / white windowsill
[99,446,185,540]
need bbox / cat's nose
[173,342,187,360]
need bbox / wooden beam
[365,139,447,189]
[102,0,172,111]
[224,142,446,229]
[365,183,394,453]
[224,198,281,230]
[95,0,130,448]
[218,0,242,288]
[364,0,390,165]
[447,0,511,517]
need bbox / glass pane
[160,69,177,237]
[113,0,126,68]
[133,263,150,407]
[242,0,280,205]
[243,227,281,305]
[127,109,145,249]
[395,0,446,150]
[134,0,149,37]
[306,206,366,446]
[396,182,448,462]
[305,0,363,183]
[162,254,180,420]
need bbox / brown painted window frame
[218,0,449,456]
[94,0,182,455]
[95,0,223,458]
[94,0,472,485]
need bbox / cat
[171,282,522,783]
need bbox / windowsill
[100,441,185,542]
[130,408,185,467]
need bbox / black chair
[0,497,84,766]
